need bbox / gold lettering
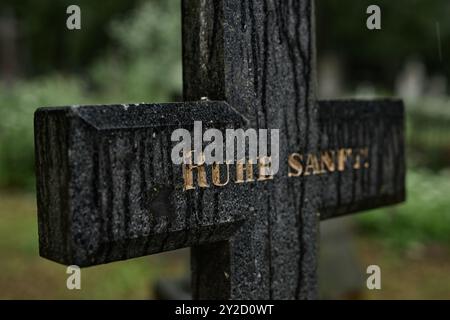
[320,151,335,173]
[258,156,274,181]
[182,152,209,190]
[304,154,321,176]
[212,162,230,187]
[288,153,303,177]
[236,159,255,183]
[353,152,361,170]
[361,147,370,168]
[337,148,352,172]
[180,147,371,191]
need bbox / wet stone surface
[34,0,405,300]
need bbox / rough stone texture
[34,0,406,300]
[34,102,246,266]
[318,100,405,219]
[184,0,320,299]
[183,0,405,300]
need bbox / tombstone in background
[396,59,426,102]
[318,54,344,99]
[34,0,405,299]
[317,54,364,300]
[319,217,365,299]
[397,59,448,100]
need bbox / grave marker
[34,0,405,299]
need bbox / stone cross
[34,0,405,299]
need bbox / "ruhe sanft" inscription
[182,147,370,190]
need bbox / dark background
[0,0,449,299]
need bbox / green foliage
[90,0,182,103]
[406,99,450,169]
[0,1,182,189]
[1,0,139,74]
[0,192,187,299]
[358,169,450,248]
[1,1,449,251]
[317,0,450,89]
[0,76,93,188]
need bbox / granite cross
[34,0,405,299]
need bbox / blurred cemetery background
[0,0,449,299]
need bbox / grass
[0,192,188,299]
[358,238,450,299]
[0,168,449,299]
[357,169,450,248]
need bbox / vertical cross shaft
[183,0,319,299]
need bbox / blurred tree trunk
[0,8,19,85]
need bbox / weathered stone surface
[184,0,320,299]
[34,0,406,301]
[318,99,405,219]
[35,102,246,266]
[183,0,405,300]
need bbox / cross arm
[34,101,246,267]
[317,99,405,220]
